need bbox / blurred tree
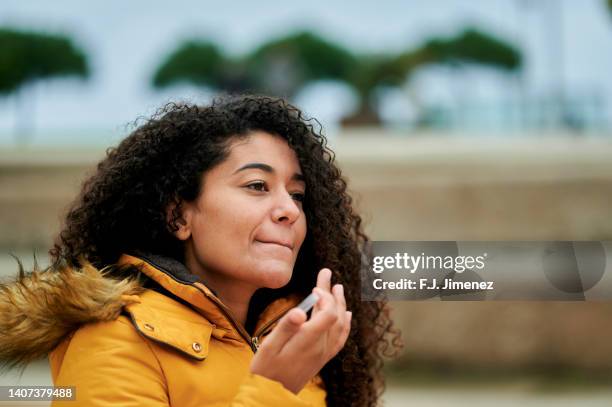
[152,41,236,90]
[246,31,357,97]
[416,29,521,127]
[0,28,89,144]
[152,28,521,128]
[422,29,521,70]
[342,29,521,126]
[608,0,612,18]
[341,49,430,126]
[153,31,357,99]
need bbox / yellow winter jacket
[0,252,327,406]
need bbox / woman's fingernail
[336,284,344,295]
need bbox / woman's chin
[255,263,293,288]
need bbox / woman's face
[175,131,308,292]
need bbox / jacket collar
[118,252,301,351]
[0,251,299,368]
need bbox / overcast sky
[1,0,611,145]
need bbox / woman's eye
[246,182,267,192]
[246,182,304,202]
[292,193,305,202]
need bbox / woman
[0,95,402,406]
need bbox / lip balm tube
[297,292,319,313]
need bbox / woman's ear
[166,201,191,241]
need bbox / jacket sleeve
[50,318,169,407]
[230,372,327,407]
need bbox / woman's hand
[249,268,352,394]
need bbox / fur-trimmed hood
[0,252,300,371]
[0,258,144,370]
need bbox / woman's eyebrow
[233,162,305,183]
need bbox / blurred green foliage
[0,28,89,94]
[0,25,521,127]
[152,28,521,125]
[421,29,521,70]
[153,41,226,89]
[246,31,358,96]
[153,31,358,97]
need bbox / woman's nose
[271,190,301,223]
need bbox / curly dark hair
[50,94,402,407]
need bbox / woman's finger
[311,286,336,317]
[333,311,352,353]
[326,284,347,349]
[259,308,306,353]
[332,284,346,315]
[301,288,338,335]
[312,267,336,314]
[316,268,332,293]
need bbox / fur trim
[0,257,144,370]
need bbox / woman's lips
[255,240,293,251]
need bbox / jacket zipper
[250,308,293,351]
[193,283,292,353]
[250,307,292,347]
